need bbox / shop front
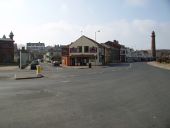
[70,55,96,66]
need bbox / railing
[70,47,97,53]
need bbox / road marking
[60,80,70,83]
[112,63,132,71]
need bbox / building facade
[105,40,121,63]
[61,45,70,66]
[120,45,126,62]
[0,32,15,63]
[62,36,104,66]
[101,43,112,64]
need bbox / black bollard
[89,63,92,68]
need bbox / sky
[0,0,170,50]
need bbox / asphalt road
[0,63,170,128]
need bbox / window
[70,47,77,53]
[77,46,82,53]
[84,46,89,53]
[90,47,97,53]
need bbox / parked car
[52,61,60,66]
[30,60,39,70]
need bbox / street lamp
[95,30,100,42]
[80,30,83,36]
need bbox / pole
[95,32,96,41]
[95,30,100,42]
[20,50,22,69]
[81,30,83,36]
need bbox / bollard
[36,65,43,77]
[89,63,92,68]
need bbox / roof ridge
[82,35,103,47]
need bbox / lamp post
[20,50,22,69]
[80,30,83,36]
[95,30,100,42]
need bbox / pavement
[0,66,18,71]
[0,65,43,80]
[147,61,170,70]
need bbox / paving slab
[148,62,170,70]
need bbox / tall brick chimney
[151,31,156,59]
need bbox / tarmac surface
[0,62,170,128]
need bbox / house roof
[0,34,14,42]
[83,35,103,47]
[73,35,103,48]
[101,43,111,49]
[0,38,14,42]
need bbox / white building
[125,47,135,62]
[132,50,152,61]
[26,42,45,52]
[68,36,104,66]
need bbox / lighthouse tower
[151,31,156,60]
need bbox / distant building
[61,45,70,66]
[26,42,45,60]
[0,31,15,63]
[26,42,45,52]
[133,50,152,61]
[155,49,170,58]
[120,45,126,62]
[44,45,63,62]
[105,40,121,63]
[14,43,19,63]
[101,43,112,64]
[124,47,134,62]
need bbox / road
[0,63,170,128]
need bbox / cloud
[0,19,169,49]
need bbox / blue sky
[0,0,170,49]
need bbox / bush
[157,57,170,63]
[165,59,170,63]
[157,58,162,63]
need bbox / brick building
[105,40,121,63]
[0,32,15,63]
